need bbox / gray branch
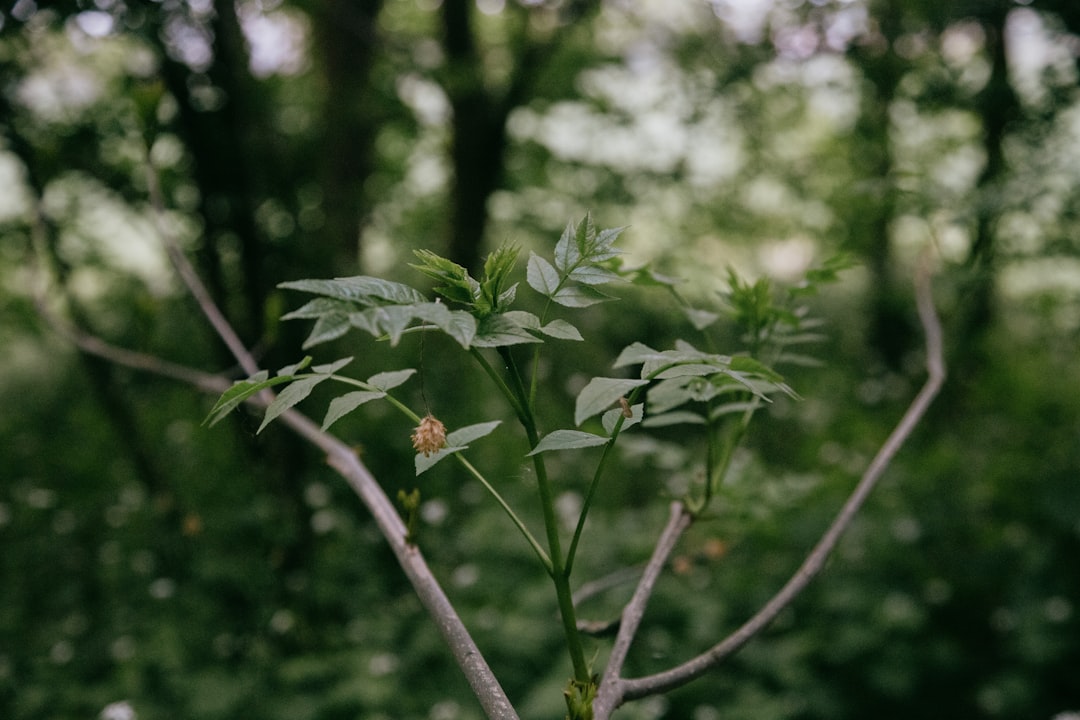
[31,168,521,719]
[593,257,945,718]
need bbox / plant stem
[456,455,553,573]
[331,375,551,570]
[498,347,590,683]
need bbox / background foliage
[1,0,1079,718]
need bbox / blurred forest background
[2,0,1079,718]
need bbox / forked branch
[30,165,520,720]
[593,256,945,718]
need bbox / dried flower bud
[411,414,447,456]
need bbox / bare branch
[596,259,946,714]
[31,170,520,720]
[43,322,520,718]
[275,412,521,720]
[594,501,692,711]
[143,161,261,377]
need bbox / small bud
[411,414,447,456]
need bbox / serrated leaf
[554,219,582,273]
[446,420,501,446]
[432,309,478,349]
[568,265,622,286]
[552,284,613,308]
[539,319,583,341]
[278,356,313,376]
[472,314,543,347]
[281,297,354,320]
[410,250,481,306]
[202,373,286,427]
[613,342,664,368]
[321,390,385,430]
[653,363,729,380]
[645,377,702,414]
[312,357,353,374]
[574,377,650,426]
[527,253,560,296]
[602,402,643,434]
[526,429,609,456]
[280,276,426,306]
[258,375,332,433]
[502,310,541,331]
[415,445,468,475]
[302,312,351,349]
[366,368,416,391]
[371,305,415,346]
[641,410,707,427]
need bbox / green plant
[199,214,938,719]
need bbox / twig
[31,163,521,720]
[593,257,945,717]
[596,502,692,695]
[143,162,261,377]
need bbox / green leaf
[526,253,560,297]
[312,357,353,374]
[280,297,353,320]
[552,284,613,308]
[554,218,583,273]
[410,250,481,307]
[258,375,333,433]
[366,368,416,391]
[728,355,785,382]
[346,303,477,348]
[202,372,288,427]
[568,265,621,286]
[280,276,426,306]
[428,308,478,349]
[574,377,649,426]
[501,310,541,331]
[416,445,468,475]
[301,312,351,349]
[613,342,665,368]
[446,420,502,446]
[414,421,502,475]
[472,314,544,347]
[653,363,729,379]
[539,319,583,341]
[641,410,707,427]
[480,244,520,313]
[526,429,609,456]
[321,390,385,430]
[278,356,313,376]
[602,402,643,434]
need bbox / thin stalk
[470,347,529,429]
[564,381,646,577]
[330,375,550,571]
[564,425,619,578]
[456,455,552,573]
[498,347,590,683]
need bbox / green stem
[330,374,551,571]
[455,455,552,573]
[564,382,646,577]
[497,347,590,683]
[470,348,529,428]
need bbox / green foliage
[201,214,854,715]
